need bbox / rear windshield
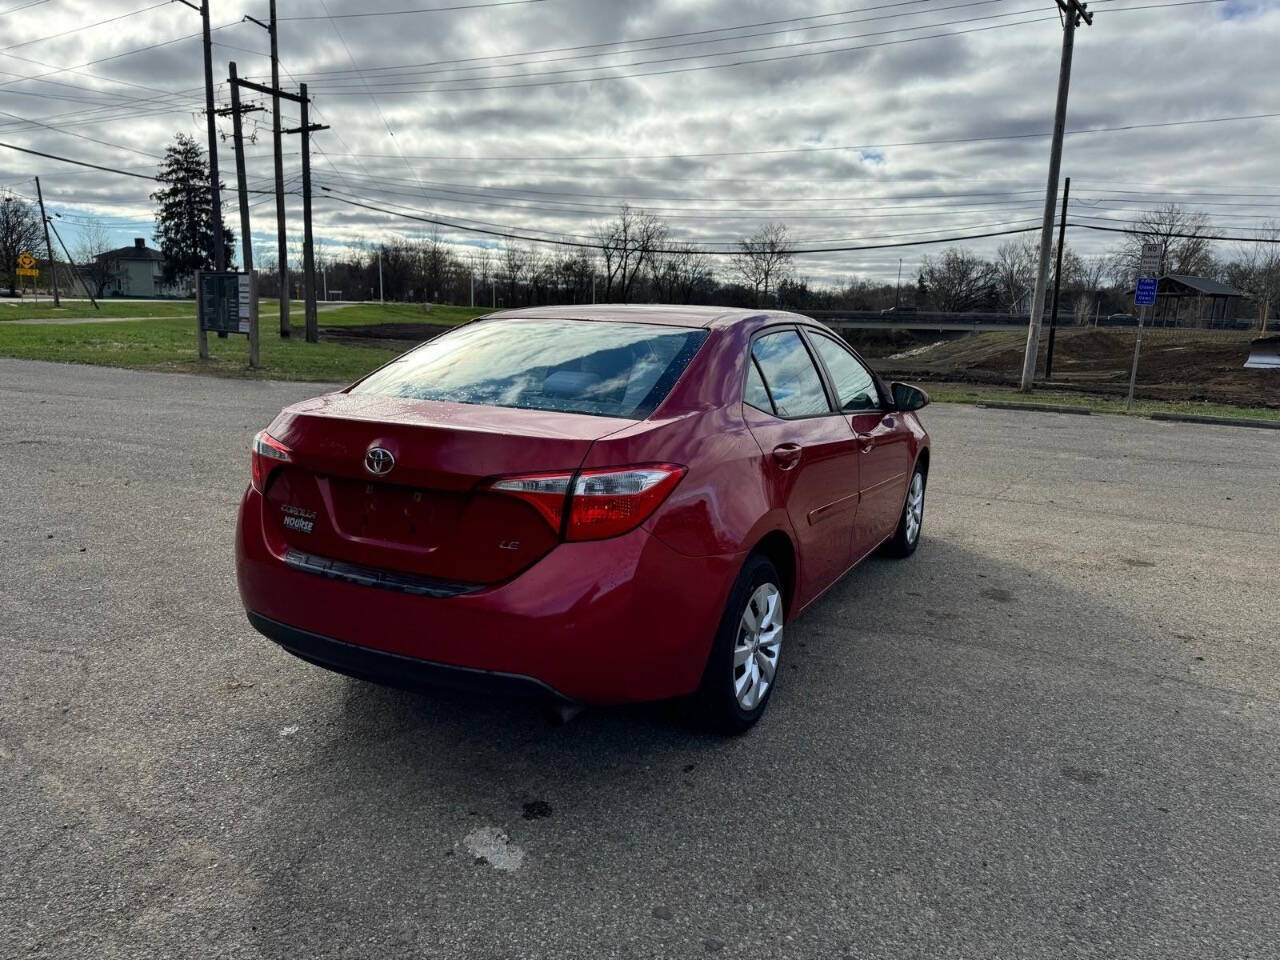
[351,318,707,419]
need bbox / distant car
[1106,313,1137,325]
[880,305,919,315]
[236,306,933,731]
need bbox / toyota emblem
[364,447,395,476]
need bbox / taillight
[486,463,686,542]
[487,472,573,531]
[250,430,291,493]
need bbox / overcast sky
[0,0,1275,285]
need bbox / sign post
[17,252,39,305]
[196,270,259,369]
[1126,242,1162,410]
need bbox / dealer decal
[281,504,317,535]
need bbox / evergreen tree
[150,133,234,282]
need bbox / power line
[1068,222,1280,243]
[259,0,967,80]
[0,1,171,53]
[309,10,1057,95]
[315,0,434,208]
[322,189,1050,253]
[315,111,1280,162]
[279,0,549,20]
[0,0,51,17]
[289,0,1013,87]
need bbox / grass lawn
[0,299,198,321]
[924,382,1280,422]
[0,316,402,382]
[0,299,489,325]
[313,302,488,328]
[3,309,1276,422]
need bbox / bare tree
[594,204,666,303]
[1223,221,1280,331]
[1068,254,1109,325]
[552,250,596,303]
[1117,203,1215,281]
[733,222,793,305]
[918,248,998,312]
[650,241,713,303]
[0,193,44,296]
[993,238,1038,314]
[499,240,529,306]
[73,217,118,298]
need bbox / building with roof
[93,238,190,298]
[1145,274,1245,326]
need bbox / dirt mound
[874,328,1277,408]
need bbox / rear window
[351,318,707,419]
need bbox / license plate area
[325,476,463,548]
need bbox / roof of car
[484,304,815,329]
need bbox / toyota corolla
[235,306,931,731]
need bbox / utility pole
[46,217,97,309]
[34,176,58,306]
[244,2,289,338]
[1044,176,1070,380]
[895,257,903,308]
[234,74,325,343]
[284,82,326,342]
[175,0,225,273]
[1019,0,1091,392]
[226,62,262,368]
[377,248,384,303]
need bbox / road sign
[1139,242,1162,279]
[16,267,38,278]
[197,271,255,335]
[1135,277,1157,307]
[17,252,35,270]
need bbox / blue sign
[1135,277,1158,307]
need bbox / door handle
[856,433,875,454]
[771,443,802,470]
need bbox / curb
[977,401,1092,416]
[1148,412,1280,430]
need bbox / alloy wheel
[904,472,924,544]
[732,582,783,710]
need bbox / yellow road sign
[16,267,38,277]
[17,252,35,269]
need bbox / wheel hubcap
[904,472,924,544]
[733,582,783,711]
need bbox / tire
[696,554,785,734]
[884,464,926,558]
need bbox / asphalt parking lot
[3,358,1278,959]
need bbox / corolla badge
[364,447,395,476]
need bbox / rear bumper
[236,486,743,704]
[248,611,570,701]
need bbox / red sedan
[236,306,931,731]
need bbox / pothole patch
[463,826,525,872]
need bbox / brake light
[486,463,686,541]
[250,430,292,493]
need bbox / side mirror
[891,381,930,412]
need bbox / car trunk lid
[261,393,630,584]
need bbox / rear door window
[808,333,881,412]
[352,318,707,419]
[750,330,832,418]
[743,359,774,412]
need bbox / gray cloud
[0,0,1275,285]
